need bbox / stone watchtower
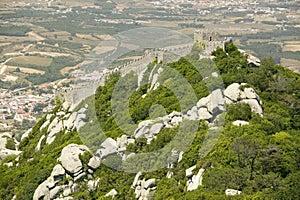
[194,30,230,56]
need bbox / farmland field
[8,56,52,67]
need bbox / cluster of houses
[0,87,55,126]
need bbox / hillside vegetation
[0,43,299,199]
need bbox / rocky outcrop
[224,83,263,116]
[225,189,242,195]
[58,144,89,175]
[88,156,101,170]
[95,138,118,160]
[39,104,88,146]
[131,172,156,200]
[33,164,65,200]
[0,132,21,160]
[36,135,46,151]
[105,189,118,198]
[87,178,100,191]
[33,143,96,200]
[133,83,262,146]
[185,165,206,191]
[232,120,249,126]
[21,128,32,141]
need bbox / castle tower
[194,30,230,56]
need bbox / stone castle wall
[57,31,230,104]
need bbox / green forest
[0,43,299,199]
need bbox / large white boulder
[241,99,263,116]
[244,87,257,99]
[232,120,249,126]
[197,95,211,108]
[225,189,241,195]
[198,107,212,120]
[58,144,89,174]
[224,83,241,102]
[185,165,196,177]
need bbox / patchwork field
[7,66,45,74]
[281,58,300,74]
[8,56,52,67]
[283,41,300,52]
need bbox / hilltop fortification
[194,30,232,56]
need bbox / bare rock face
[186,168,205,191]
[58,144,89,175]
[33,164,65,200]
